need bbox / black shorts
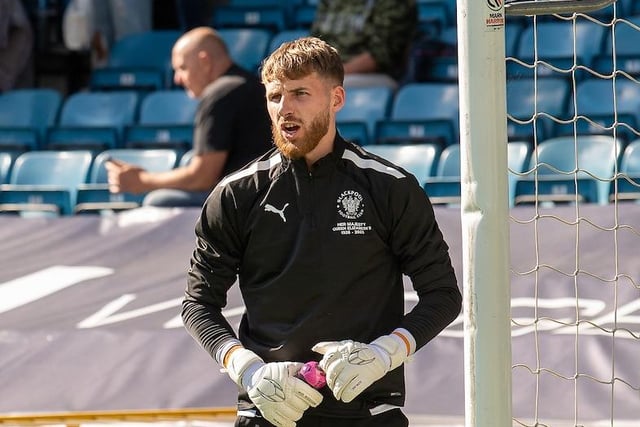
[234,408,409,427]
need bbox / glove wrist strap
[225,347,264,389]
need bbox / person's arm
[342,51,378,74]
[105,150,228,194]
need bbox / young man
[106,27,272,207]
[182,37,461,426]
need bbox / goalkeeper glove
[225,347,323,427]
[312,329,414,403]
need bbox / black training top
[193,64,272,178]
[183,135,462,417]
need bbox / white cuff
[226,347,264,388]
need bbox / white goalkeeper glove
[225,347,323,427]
[312,329,414,403]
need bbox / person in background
[182,36,461,426]
[106,26,272,207]
[310,0,418,90]
[0,0,33,92]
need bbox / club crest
[336,190,364,219]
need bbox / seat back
[268,29,308,54]
[508,141,531,207]
[90,149,178,184]
[0,152,13,184]
[619,139,640,175]
[337,86,393,145]
[138,90,199,125]
[365,143,439,183]
[0,89,62,150]
[218,28,272,73]
[59,91,139,128]
[435,144,460,177]
[10,151,93,186]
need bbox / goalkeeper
[182,36,462,427]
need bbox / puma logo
[264,203,289,223]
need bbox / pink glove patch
[297,361,326,389]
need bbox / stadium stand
[593,15,640,78]
[423,143,460,205]
[507,141,531,207]
[89,30,182,92]
[212,4,289,32]
[0,88,62,152]
[514,135,623,206]
[0,150,93,216]
[267,29,309,54]
[46,91,140,152]
[375,82,459,148]
[124,89,199,156]
[0,152,13,184]
[75,148,178,214]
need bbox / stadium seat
[212,4,288,32]
[47,91,140,152]
[0,152,12,184]
[507,19,607,80]
[292,3,316,28]
[179,149,195,167]
[610,139,640,202]
[0,88,62,152]
[593,16,640,77]
[218,28,272,74]
[75,149,178,214]
[514,135,623,205]
[506,77,571,143]
[124,90,199,155]
[268,29,309,54]
[507,141,531,207]
[365,143,440,185]
[416,0,451,36]
[553,76,640,142]
[423,143,460,205]
[0,150,93,216]
[375,82,459,148]
[90,30,182,91]
[337,85,394,146]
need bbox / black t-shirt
[193,64,272,178]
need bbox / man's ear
[332,86,346,112]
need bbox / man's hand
[226,348,323,427]
[105,159,147,194]
[312,334,409,403]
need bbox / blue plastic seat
[506,77,571,142]
[292,3,316,28]
[179,149,195,167]
[0,152,13,184]
[553,77,640,142]
[337,85,394,146]
[514,135,623,205]
[365,143,440,185]
[507,19,606,80]
[75,148,178,214]
[218,28,272,74]
[0,89,62,152]
[610,139,640,202]
[90,30,182,91]
[594,16,640,77]
[124,90,199,155]
[375,82,459,148]
[423,143,460,204]
[417,0,452,36]
[212,4,287,32]
[47,91,140,151]
[0,150,93,216]
[268,29,309,54]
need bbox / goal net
[459,0,640,426]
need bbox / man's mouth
[281,122,301,139]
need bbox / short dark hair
[261,36,344,86]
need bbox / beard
[272,109,331,159]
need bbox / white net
[505,0,640,425]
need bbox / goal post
[458,0,618,426]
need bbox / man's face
[172,45,210,98]
[265,72,337,159]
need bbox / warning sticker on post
[485,0,505,30]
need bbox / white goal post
[457,1,618,426]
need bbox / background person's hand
[105,159,147,194]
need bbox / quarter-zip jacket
[183,135,461,418]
